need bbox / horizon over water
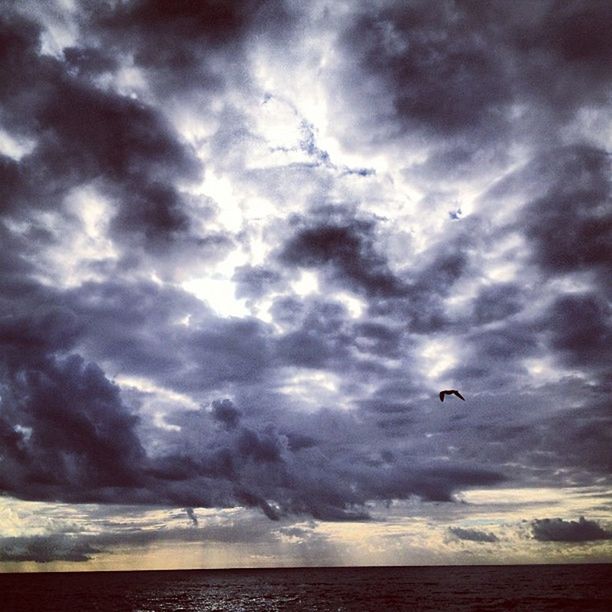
[3,563,611,611]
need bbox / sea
[2,564,611,611]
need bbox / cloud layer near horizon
[0,0,610,564]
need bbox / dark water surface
[2,564,611,611]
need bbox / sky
[0,0,610,571]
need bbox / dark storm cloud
[274,298,354,369]
[354,462,505,505]
[336,0,612,143]
[66,280,273,392]
[158,396,508,521]
[475,145,611,384]
[402,386,612,486]
[0,234,449,522]
[0,240,280,512]
[447,146,611,391]
[504,0,612,115]
[0,304,82,360]
[471,283,524,325]
[532,516,612,542]
[0,354,146,500]
[0,250,511,520]
[284,433,317,452]
[279,218,404,297]
[365,216,482,334]
[89,0,293,95]
[236,426,284,463]
[466,323,539,364]
[37,80,201,245]
[340,1,508,139]
[62,46,117,77]
[519,146,611,277]
[268,294,397,377]
[0,366,288,515]
[211,398,242,430]
[547,292,611,371]
[542,401,612,478]
[160,404,353,519]
[449,527,498,543]
[0,8,209,250]
[0,12,44,136]
[0,535,100,563]
[353,321,403,359]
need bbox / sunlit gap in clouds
[0,129,36,160]
[419,337,459,385]
[113,374,200,410]
[6,187,118,289]
[279,370,346,412]
[251,23,333,152]
[180,172,250,316]
[63,187,118,274]
[182,274,250,318]
[522,357,562,386]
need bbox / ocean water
[2,564,611,611]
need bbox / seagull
[439,389,465,402]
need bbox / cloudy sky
[1,0,611,571]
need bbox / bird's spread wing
[454,391,465,400]
[439,391,445,401]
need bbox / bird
[439,389,465,402]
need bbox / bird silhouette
[439,389,465,402]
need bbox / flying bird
[439,389,465,402]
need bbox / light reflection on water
[3,564,612,611]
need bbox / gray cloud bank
[532,517,612,543]
[449,527,498,543]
